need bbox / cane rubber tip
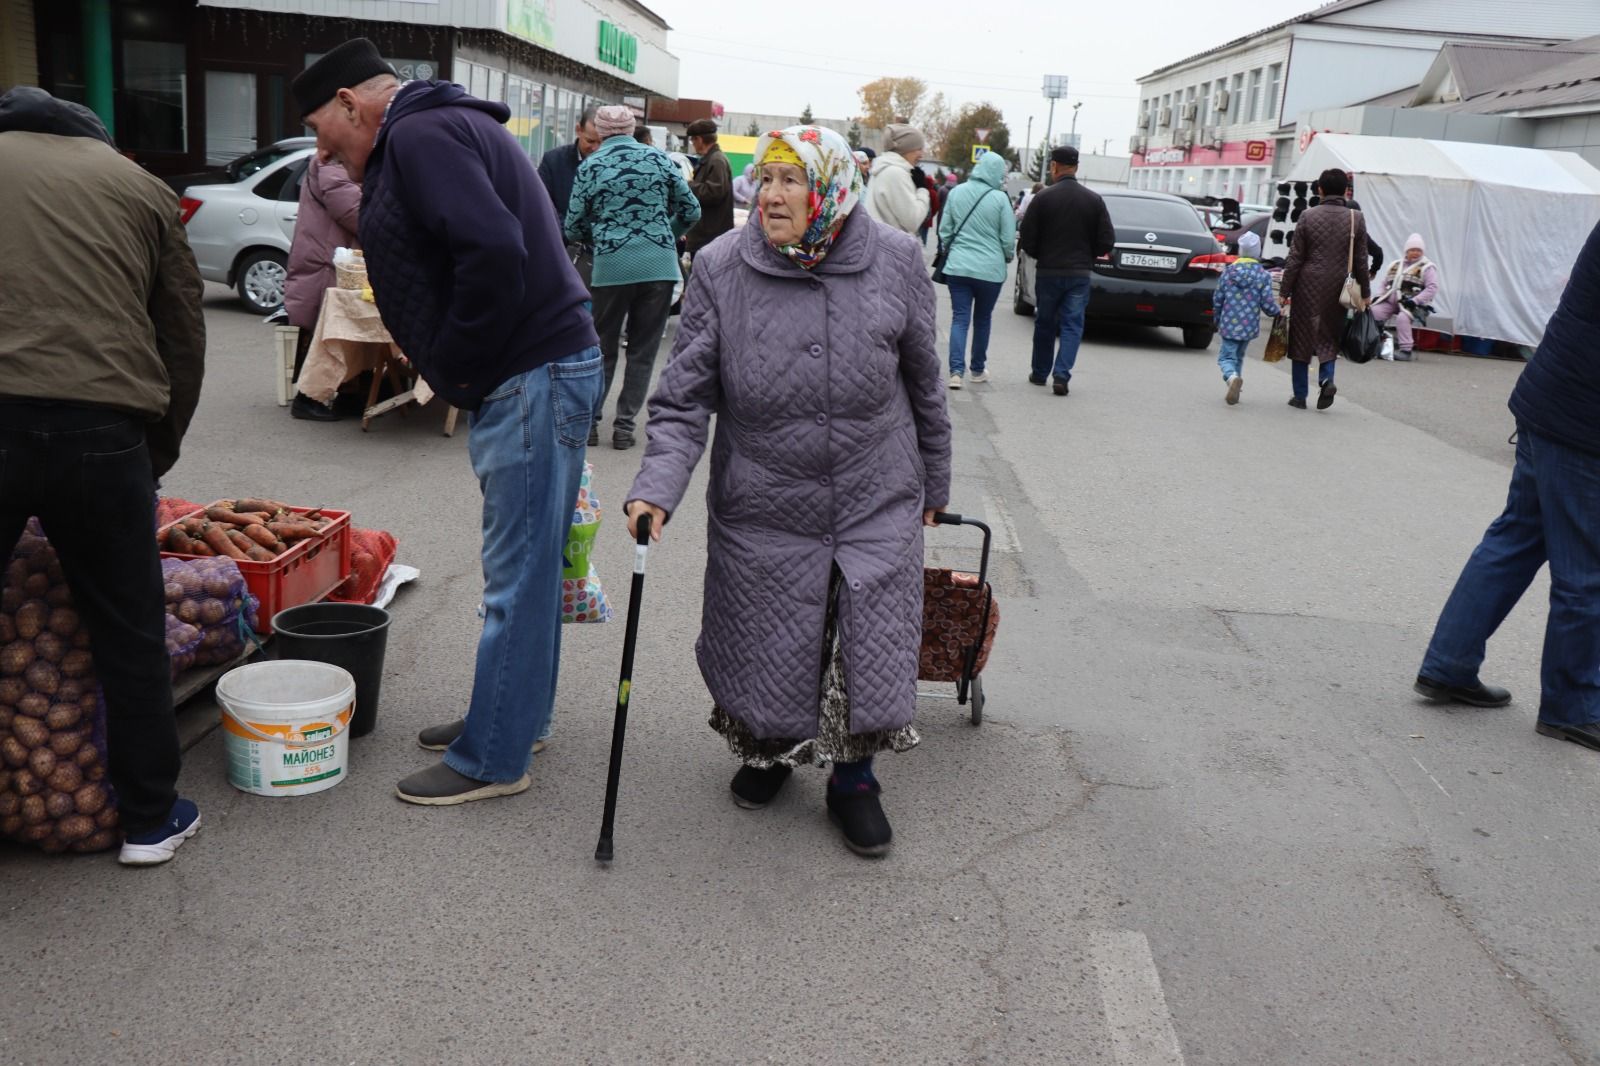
[595,839,614,863]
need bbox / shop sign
[1244,140,1268,161]
[1146,147,1186,165]
[507,0,556,48]
[598,21,638,74]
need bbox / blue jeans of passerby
[1217,338,1248,380]
[1290,359,1335,398]
[1032,275,1092,383]
[446,346,603,783]
[947,275,1003,376]
[1420,428,1600,727]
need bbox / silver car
[177,142,314,314]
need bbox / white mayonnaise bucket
[216,660,356,797]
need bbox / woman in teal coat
[938,150,1015,387]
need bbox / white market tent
[1287,134,1600,347]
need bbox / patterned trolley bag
[918,511,999,725]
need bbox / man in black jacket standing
[1414,221,1600,752]
[1019,146,1114,395]
[685,118,733,258]
[537,104,602,288]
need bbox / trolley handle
[932,511,963,525]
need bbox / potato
[84,764,105,782]
[173,569,204,598]
[70,627,90,647]
[49,729,85,758]
[15,694,49,721]
[75,744,98,768]
[10,767,40,796]
[44,559,63,583]
[1,735,28,768]
[46,606,79,637]
[21,572,49,599]
[54,813,93,843]
[46,584,73,607]
[55,678,85,704]
[44,790,73,819]
[0,792,17,817]
[32,631,66,664]
[20,794,46,824]
[46,762,82,793]
[203,571,238,599]
[23,660,59,696]
[0,676,23,706]
[0,814,19,836]
[0,707,10,731]
[13,600,46,640]
[0,767,9,791]
[20,822,53,844]
[0,614,13,645]
[27,746,55,780]
[164,582,184,604]
[74,828,116,853]
[59,649,93,678]
[199,598,228,626]
[95,806,118,829]
[1,587,21,614]
[11,716,47,748]
[175,599,202,625]
[45,703,82,731]
[73,782,107,815]
[4,557,28,585]
[0,640,36,676]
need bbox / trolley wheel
[969,675,984,726]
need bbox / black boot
[826,782,892,857]
[730,763,792,809]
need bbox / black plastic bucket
[270,603,392,737]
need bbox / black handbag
[1340,308,1383,364]
[931,188,1000,284]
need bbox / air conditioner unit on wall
[1129,134,1147,154]
[1205,127,1224,150]
[1213,89,1231,113]
[1159,107,1173,127]
[1173,128,1194,148]
[1181,103,1198,122]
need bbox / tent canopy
[1286,134,1600,346]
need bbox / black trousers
[590,280,676,436]
[0,404,179,834]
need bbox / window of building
[1246,69,1263,123]
[469,64,489,102]
[488,68,505,105]
[1184,85,1197,126]
[1265,64,1283,125]
[204,70,255,164]
[1197,82,1210,128]
[119,40,186,153]
[1230,72,1245,124]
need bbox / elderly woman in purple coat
[625,126,952,857]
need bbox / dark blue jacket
[1510,221,1600,456]
[360,81,597,409]
[536,141,582,223]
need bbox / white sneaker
[1225,375,1243,405]
[948,374,963,390]
[969,371,989,383]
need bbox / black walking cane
[595,512,652,863]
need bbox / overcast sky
[649,0,1324,155]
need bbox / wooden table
[298,287,457,435]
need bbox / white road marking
[1411,755,1451,797]
[1090,930,1187,1066]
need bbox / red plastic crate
[158,503,352,635]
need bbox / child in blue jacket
[1211,232,1281,405]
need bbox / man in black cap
[293,39,602,807]
[1019,145,1114,395]
[684,118,733,256]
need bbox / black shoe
[588,424,600,448]
[1535,719,1600,751]
[1052,379,1069,396]
[1317,380,1337,409]
[395,762,530,806]
[612,433,636,451]
[291,394,342,421]
[1413,675,1512,708]
[826,783,892,857]
[1028,375,1047,386]
[730,763,792,809]
[1288,396,1307,409]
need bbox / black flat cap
[1051,145,1079,166]
[292,38,396,118]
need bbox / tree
[942,103,1012,176]
[745,119,760,137]
[799,102,814,124]
[857,77,928,129]
[847,119,863,148]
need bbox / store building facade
[1127,0,1600,205]
[19,0,678,178]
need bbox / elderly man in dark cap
[685,118,734,256]
[1019,145,1114,395]
[292,39,602,806]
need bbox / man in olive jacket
[0,87,206,866]
[685,118,734,256]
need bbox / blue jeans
[1032,275,1092,383]
[1420,428,1600,727]
[447,346,603,782]
[1290,359,1335,398]
[947,275,1003,376]
[1217,338,1248,380]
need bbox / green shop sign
[597,21,638,74]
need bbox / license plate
[1120,252,1178,270]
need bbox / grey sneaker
[395,762,530,806]
[948,374,963,390]
[969,370,989,383]
[418,718,546,754]
[1226,375,1243,405]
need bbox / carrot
[179,516,207,537]
[207,506,267,526]
[235,498,290,515]
[201,522,248,561]
[244,546,275,562]
[186,540,214,557]
[268,521,320,542]
[240,524,283,552]
[166,529,194,554]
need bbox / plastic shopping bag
[1263,314,1289,363]
[562,463,612,624]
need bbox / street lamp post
[1041,75,1067,182]
[1070,101,1082,145]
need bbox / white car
[178,144,314,314]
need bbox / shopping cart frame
[919,511,995,725]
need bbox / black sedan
[1015,189,1232,349]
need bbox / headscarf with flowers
[752,125,863,270]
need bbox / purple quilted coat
[628,210,952,739]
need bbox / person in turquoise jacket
[566,104,700,448]
[937,150,1015,387]
[1211,231,1281,405]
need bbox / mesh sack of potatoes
[0,521,118,853]
[161,557,257,671]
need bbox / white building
[1128,0,1600,204]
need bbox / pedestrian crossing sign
[971,145,990,163]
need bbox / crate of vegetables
[157,499,351,636]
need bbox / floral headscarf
[751,125,863,270]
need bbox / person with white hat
[1370,233,1440,360]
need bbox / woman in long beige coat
[1279,168,1371,410]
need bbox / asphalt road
[3,273,1590,1066]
